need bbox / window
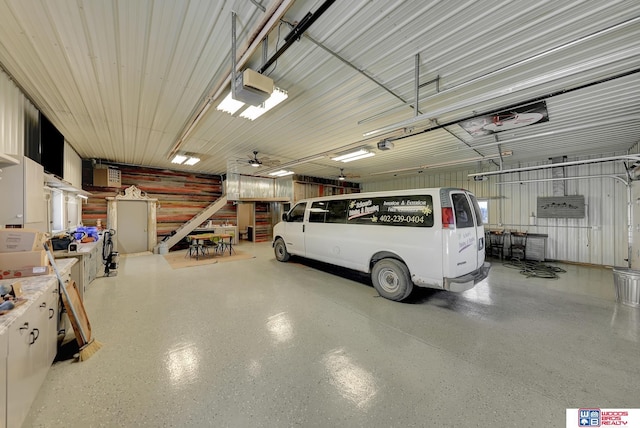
[452,193,474,228]
[477,199,489,224]
[309,201,327,223]
[51,189,65,232]
[347,195,434,227]
[308,200,348,223]
[67,197,80,229]
[288,203,306,222]
[326,200,348,223]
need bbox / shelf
[0,153,19,168]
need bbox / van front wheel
[274,238,290,262]
[371,258,413,301]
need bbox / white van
[272,187,490,301]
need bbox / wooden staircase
[156,195,228,252]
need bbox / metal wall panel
[363,153,629,266]
[0,68,36,156]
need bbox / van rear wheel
[274,238,290,262]
[371,258,413,301]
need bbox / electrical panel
[93,167,121,187]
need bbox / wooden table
[186,233,233,258]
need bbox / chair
[487,230,506,260]
[186,237,202,259]
[218,235,236,256]
[509,231,527,260]
[198,239,210,257]
[205,236,220,253]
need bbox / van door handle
[303,225,305,233]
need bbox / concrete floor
[25,242,639,427]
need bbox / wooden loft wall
[254,202,271,243]
[81,161,235,243]
[293,177,360,203]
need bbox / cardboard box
[0,250,50,270]
[10,281,23,298]
[0,280,23,298]
[0,229,49,253]
[0,266,52,280]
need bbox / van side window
[309,202,327,223]
[452,194,474,228]
[326,200,348,223]
[289,203,306,222]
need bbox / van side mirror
[282,213,289,222]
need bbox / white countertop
[53,237,102,255]
[0,258,76,335]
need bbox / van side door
[283,202,307,256]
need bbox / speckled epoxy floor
[24,243,639,427]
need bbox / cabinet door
[88,243,102,284]
[23,156,45,223]
[87,250,95,284]
[45,283,60,364]
[0,162,24,225]
[7,305,41,428]
[0,155,45,226]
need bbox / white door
[117,201,148,254]
[283,202,307,256]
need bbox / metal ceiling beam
[468,155,640,178]
[258,0,336,74]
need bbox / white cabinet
[54,239,102,300]
[0,258,74,428]
[84,242,102,285]
[6,284,53,428]
[0,155,45,230]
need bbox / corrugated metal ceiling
[0,0,638,183]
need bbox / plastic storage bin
[612,267,640,308]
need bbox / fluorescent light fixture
[172,154,200,166]
[269,170,294,177]
[216,92,246,115]
[240,88,288,120]
[331,149,375,163]
[171,154,188,164]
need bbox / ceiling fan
[243,150,280,168]
[336,168,360,181]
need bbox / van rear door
[448,191,479,276]
[466,192,486,269]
